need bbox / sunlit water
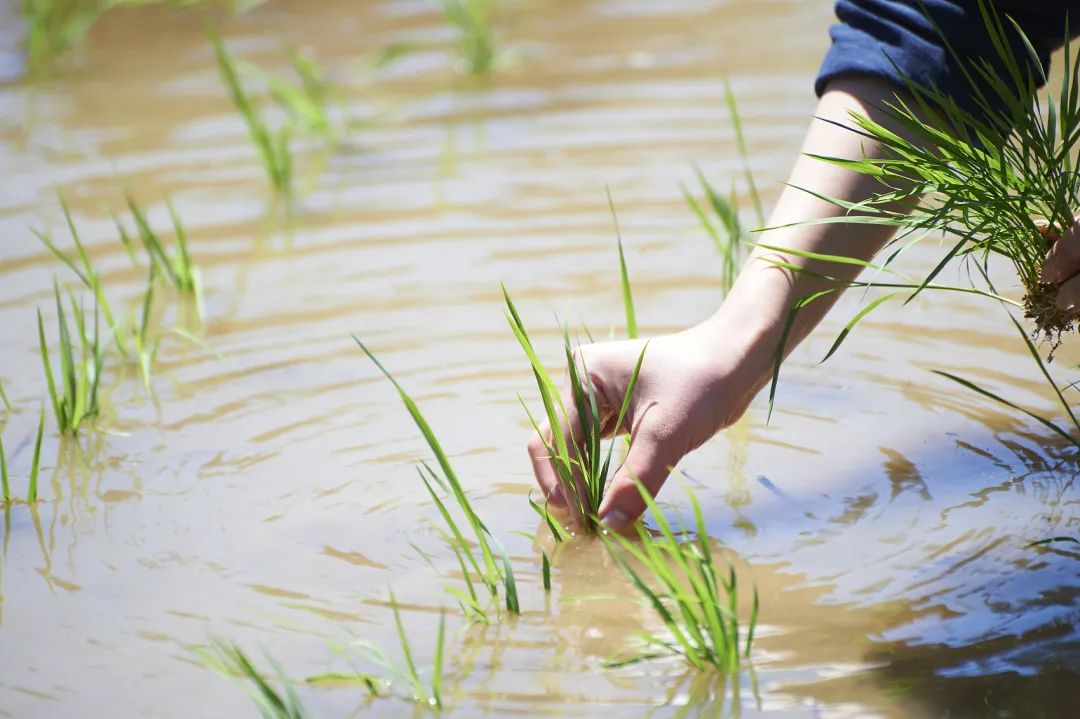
[0,1,1077,717]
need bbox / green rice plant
[1,407,46,505]
[354,337,519,621]
[38,281,108,435]
[124,194,202,301]
[198,640,309,719]
[724,78,765,227]
[441,0,497,74]
[128,265,159,390]
[602,482,758,673]
[504,286,647,535]
[34,196,127,356]
[311,594,447,708]
[683,169,750,295]
[259,45,337,146]
[211,31,294,195]
[782,1,1080,353]
[610,187,638,339]
[0,379,10,412]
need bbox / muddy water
[0,1,1077,717]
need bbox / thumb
[597,436,673,533]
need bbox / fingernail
[600,510,630,532]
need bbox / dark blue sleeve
[815,0,1074,113]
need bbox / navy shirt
[817,0,1080,112]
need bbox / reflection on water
[0,0,1078,717]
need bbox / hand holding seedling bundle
[523,329,748,533]
[1040,221,1080,315]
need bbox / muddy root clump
[1023,281,1078,361]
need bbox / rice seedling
[124,194,202,301]
[310,593,447,709]
[441,0,498,75]
[260,45,337,146]
[0,380,10,412]
[601,482,758,673]
[723,78,765,228]
[781,1,1080,355]
[212,31,294,195]
[198,640,309,719]
[504,286,647,535]
[682,168,750,295]
[34,196,127,356]
[129,265,159,390]
[38,281,108,435]
[353,337,519,621]
[1,407,46,505]
[610,187,638,340]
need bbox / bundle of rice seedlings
[791,1,1080,355]
[602,482,758,673]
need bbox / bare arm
[529,77,923,530]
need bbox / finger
[526,381,588,509]
[1041,221,1080,283]
[1056,273,1080,313]
[527,420,566,507]
[596,436,673,533]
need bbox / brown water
[0,1,1078,717]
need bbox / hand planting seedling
[505,287,647,536]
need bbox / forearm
[696,77,923,410]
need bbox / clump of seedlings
[122,194,204,322]
[0,407,46,505]
[354,338,520,622]
[38,281,108,435]
[35,196,126,356]
[683,168,750,295]
[793,4,1080,354]
[683,83,763,294]
[602,482,758,673]
[441,0,498,74]
[212,32,295,195]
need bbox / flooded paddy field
[0,1,1077,717]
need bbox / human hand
[1040,218,1080,312]
[527,325,754,532]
